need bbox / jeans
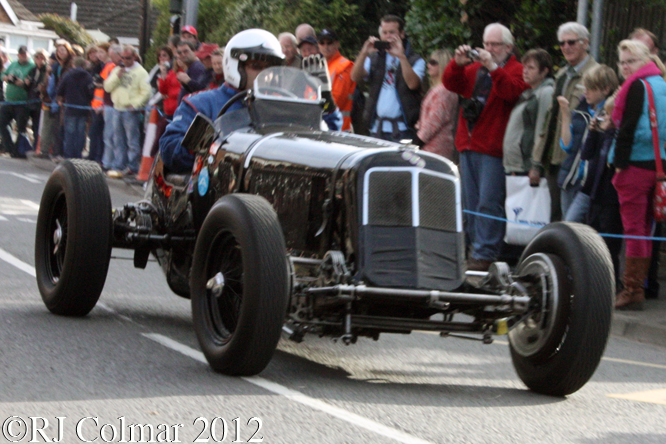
[105,110,142,173]
[102,106,117,169]
[564,190,590,223]
[460,150,506,261]
[88,110,105,163]
[560,184,581,218]
[62,113,88,159]
[0,104,28,155]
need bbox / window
[32,38,49,51]
[8,35,28,51]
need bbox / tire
[190,194,289,376]
[508,222,614,396]
[35,160,112,316]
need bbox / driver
[160,29,285,173]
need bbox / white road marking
[0,247,35,277]
[0,215,7,221]
[0,197,39,215]
[143,333,435,444]
[16,217,35,223]
[0,171,43,184]
[0,249,433,443]
[97,302,135,323]
[20,199,40,210]
[607,389,666,405]
[1,245,663,437]
[424,336,666,370]
[603,357,666,370]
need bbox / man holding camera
[351,14,425,142]
[0,45,34,157]
[443,23,528,271]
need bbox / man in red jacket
[443,23,528,271]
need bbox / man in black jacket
[350,15,425,143]
[56,57,94,158]
[175,40,210,104]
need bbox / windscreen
[253,67,322,104]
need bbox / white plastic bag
[504,176,551,245]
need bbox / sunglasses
[558,39,581,47]
[427,59,439,66]
[121,55,134,60]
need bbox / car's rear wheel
[190,194,289,376]
[509,222,614,396]
[35,160,112,316]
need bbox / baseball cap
[317,29,338,42]
[298,36,318,48]
[181,25,198,37]
[195,42,219,60]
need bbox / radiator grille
[419,173,457,231]
[367,171,412,226]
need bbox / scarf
[612,61,662,127]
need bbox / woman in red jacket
[157,46,181,118]
[153,46,181,157]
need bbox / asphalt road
[0,156,665,444]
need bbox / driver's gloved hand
[302,54,336,114]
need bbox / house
[0,0,58,56]
[17,0,155,46]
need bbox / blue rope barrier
[463,209,666,242]
[0,99,42,106]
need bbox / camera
[92,74,103,86]
[467,49,480,60]
[374,41,391,51]
[460,97,485,124]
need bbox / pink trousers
[612,166,656,258]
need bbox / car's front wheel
[190,194,289,376]
[35,160,112,316]
[509,222,614,396]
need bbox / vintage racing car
[35,67,614,396]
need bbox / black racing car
[35,67,614,396]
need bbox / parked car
[35,67,614,396]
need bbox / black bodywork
[37,67,614,396]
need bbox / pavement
[24,153,666,349]
[27,152,147,197]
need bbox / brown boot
[615,257,651,311]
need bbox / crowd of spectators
[0,18,663,311]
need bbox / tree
[39,13,95,48]
[405,0,475,57]
[406,0,578,63]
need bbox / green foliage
[39,13,95,48]
[145,0,173,69]
[406,0,577,64]
[148,0,411,63]
[405,0,475,57]
[512,0,577,65]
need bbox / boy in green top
[0,45,35,157]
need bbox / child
[557,64,619,222]
[581,94,623,287]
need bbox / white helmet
[223,29,285,90]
